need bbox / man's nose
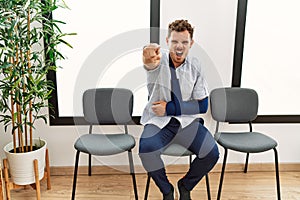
[175,42,184,49]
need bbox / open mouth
[175,51,183,57]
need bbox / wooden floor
[7,171,300,200]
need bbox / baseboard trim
[50,163,300,176]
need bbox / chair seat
[214,132,277,153]
[74,134,136,156]
[163,143,193,156]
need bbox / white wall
[1,0,300,171]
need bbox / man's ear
[166,37,169,45]
[190,39,194,48]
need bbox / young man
[139,19,219,200]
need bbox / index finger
[148,43,160,48]
[145,43,160,52]
[152,101,161,105]
[155,46,160,55]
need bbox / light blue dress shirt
[140,51,209,129]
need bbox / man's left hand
[151,100,167,116]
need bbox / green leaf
[0,62,12,69]
[0,0,75,142]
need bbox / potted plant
[0,0,73,185]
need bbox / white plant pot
[3,139,47,185]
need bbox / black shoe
[163,185,174,200]
[177,179,191,200]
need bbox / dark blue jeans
[139,118,219,194]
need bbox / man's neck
[169,54,184,68]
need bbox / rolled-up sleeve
[192,60,209,99]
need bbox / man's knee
[139,142,150,154]
[139,140,160,154]
[206,144,219,164]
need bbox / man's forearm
[166,97,208,116]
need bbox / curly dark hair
[168,19,194,39]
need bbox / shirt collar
[168,53,189,69]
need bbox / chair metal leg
[144,173,151,200]
[88,154,92,176]
[217,148,228,200]
[71,151,80,200]
[244,152,250,173]
[128,150,139,200]
[205,174,211,200]
[273,148,281,200]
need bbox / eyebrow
[171,39,189,43]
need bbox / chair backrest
[83,88,133,125]
[210,87,258,123]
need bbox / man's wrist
[166,101,176,116]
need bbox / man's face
[166,30,194,67]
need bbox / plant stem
[27,7,33,152]
[9,56,17,153]
[20,47,29,153]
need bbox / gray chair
[71,88,138,200]
[144,120,211,200]
[210,87,281,200]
